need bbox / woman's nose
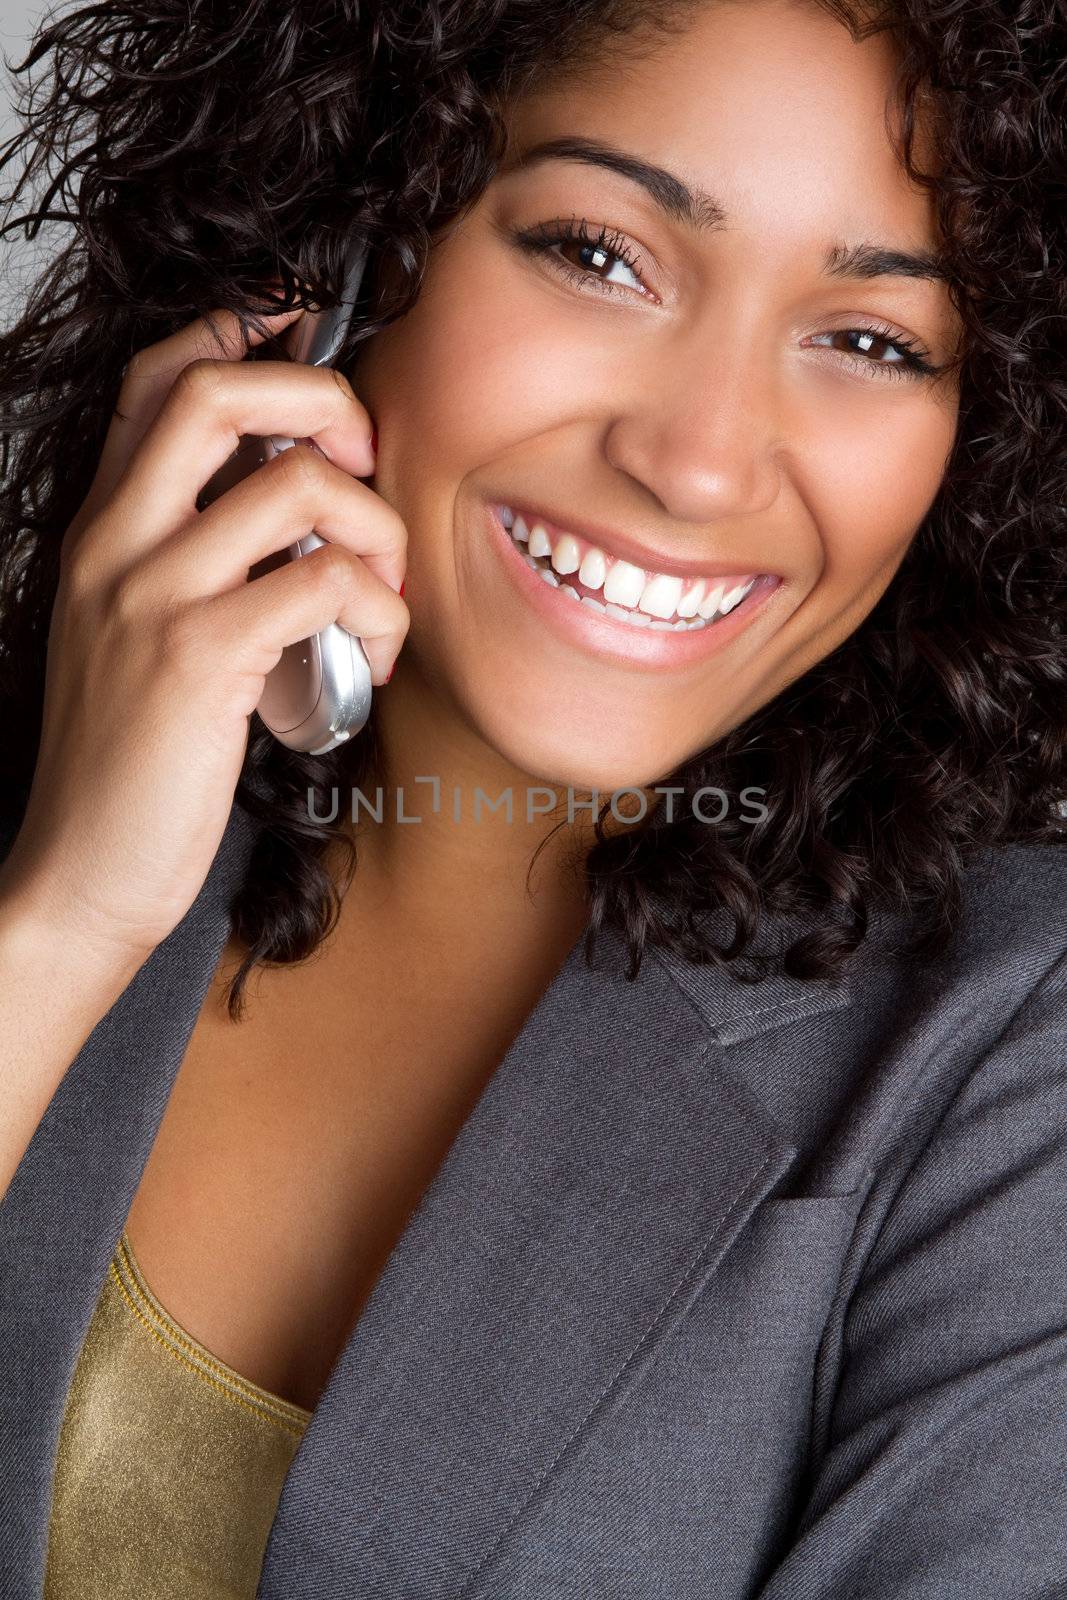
[602,345,783,526]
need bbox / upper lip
[495,498,770,581]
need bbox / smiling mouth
[495,503,769,632]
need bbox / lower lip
[484,503,779,669]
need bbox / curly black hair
[0,0,1064,1019]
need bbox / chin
[475,711,688,801]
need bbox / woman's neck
[328,660,626,954]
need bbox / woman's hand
[0,308,408,973]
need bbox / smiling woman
[0,2,1064,1599]
[349,5,968,792]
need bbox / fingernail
[385,662,394,684]
[399,580,405,599]
[369,426,378,455]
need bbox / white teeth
[606,600,649,626]
[719,577,756,614]
[550,533,581,576]
[638,573,684,619]
[580,592,707,629]
[500,506,757,632]
[698,581,726,619]
[578,547,607,591]
[603,559,646,607]
[528,523,551,559]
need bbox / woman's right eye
[509,217,654,301]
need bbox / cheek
[368,251,619,471]
[800,385,957,591]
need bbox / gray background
[0,0,43,135]
[1,0,58,319]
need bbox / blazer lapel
[0,796,260,1598]
[260,911,849,1598]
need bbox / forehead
[500,0,938,255]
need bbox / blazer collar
[0,796,851,1598]
[651,910,853,1047]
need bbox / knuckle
[311,546,362,609]
[275,442,329,498]
[114,349,159,416]
[313,540,353,591]
[156,595,203,666]
[171,357,226,410]
[60,522,101,596]
[109,559,154,628]
[385,504,408,549]
[123,345,153,379]
[61,549,100,615]
[328,365,357,405]
[118,345,155,394]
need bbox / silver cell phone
[198,241,374,756]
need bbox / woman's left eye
[510,217,652,299]
[805,326,940,380]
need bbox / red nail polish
[399,580,405,599]
[385,663,394,684]
[370,426,379,455]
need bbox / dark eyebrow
[502,135,727,232]
[502,135,950,284]
[824,241,949,284]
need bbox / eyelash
[509,215,941,382]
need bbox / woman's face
[351,0,962,793]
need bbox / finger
[205,541,409,686]
[146,446,405,600]
[107,360,377,551]
[69,305,305,547]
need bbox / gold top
[44,1232,312,1600]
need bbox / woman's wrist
[0,886,150,1203]
[0,879,150,1008]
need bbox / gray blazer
[1,796,1065,1599]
